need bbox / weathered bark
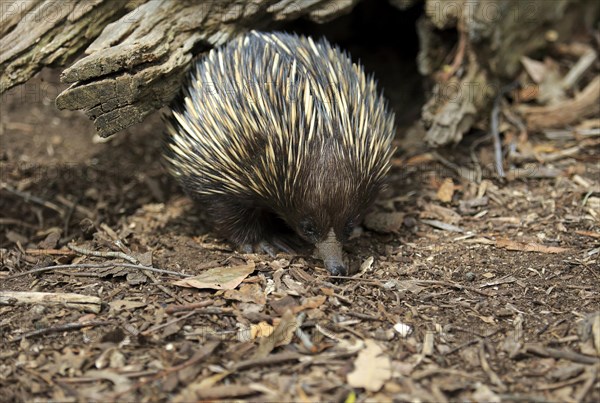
[518,76,600,131]
[0,0,133,93]
[1,0,359,137]
[413,0,597,146]
[1,0,597,142]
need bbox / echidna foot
[258,241,277,257]
[240,240,290,257]
[270,238,297,255]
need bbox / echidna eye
[343,220,354,238]
[300,220,317,238]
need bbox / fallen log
[1,0,597,143]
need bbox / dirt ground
[1,56,599,402]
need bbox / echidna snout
[315,229,347,276]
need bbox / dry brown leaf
[223,283,266,304]
[575,230,600,239]
[281,275,305,295]
[272,311,299,348]
[254,310,298,358]
[293,295,327,313]
[496,238,569,254]
[405,153,434,166]
[195,371,232,390]
[172,262,255,290]
[464,237,495,245]
[472,383,500,403]
[521,56,547,84]
[347,339,391,392]
[533,143,559,154]
[422,332,434,356]
[270,295,299,315]
[395,280,426,294]
[421,203,461,225]
[83,370,132,394]
[252,321,275,339]
[436,178,455,203]
[238,321,275,342]
[478,315,496,324]
[109,299,147,312]
[364,212,405,233]
[490,217,521,225]
[516,83,539,102]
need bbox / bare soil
[1,68,598,401]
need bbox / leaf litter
[1,38,599,402]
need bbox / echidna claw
[270,238,297,255]
[240,243,255,254]
[239,240,293,258]
[258,241,277,257]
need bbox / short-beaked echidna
[164,31,395,275]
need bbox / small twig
[490,81,520,178]
[536,145,581,163]
[1,183,65,215]
[502,103,528,144]
[335,323,367,340]
[12,320,111,342]
[562,48,597,90]
[443,339,479,356]
[194,385,259,400]
[522,344,599,365]
[182,307,234,316]
[496,394,549,403]
[141,311,196,336]
[545,128,600,140]
[431,151,477,181]
[232,351,302,371]
[4,263,191,280]
[536,374,591,391]
[25,248,75,256]
[54,271,100,277]
[68,244,139,264]
[412,367,481,381]
[574,367,597,402]
[295,312,316,353]
[165,301,213,314]
[439,26,468,81]
[479,275,517,288]
[479,340,506,391]
[141,267,185,304]
[491,93,505,178]
[55,194,95,219]
[315,323,343,343]
[68,243,186,303]
[22,367,55,387]
[345,311,383,321]
[420,219,466,233]
[59,370,160,383]
[469,133,492,183]
[62,196,79,236]
[0,218,37,228]
[416,279,494,297]
[141,308,234,336]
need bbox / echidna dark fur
[163,31,396,276]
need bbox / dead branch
[0,290,102,313]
